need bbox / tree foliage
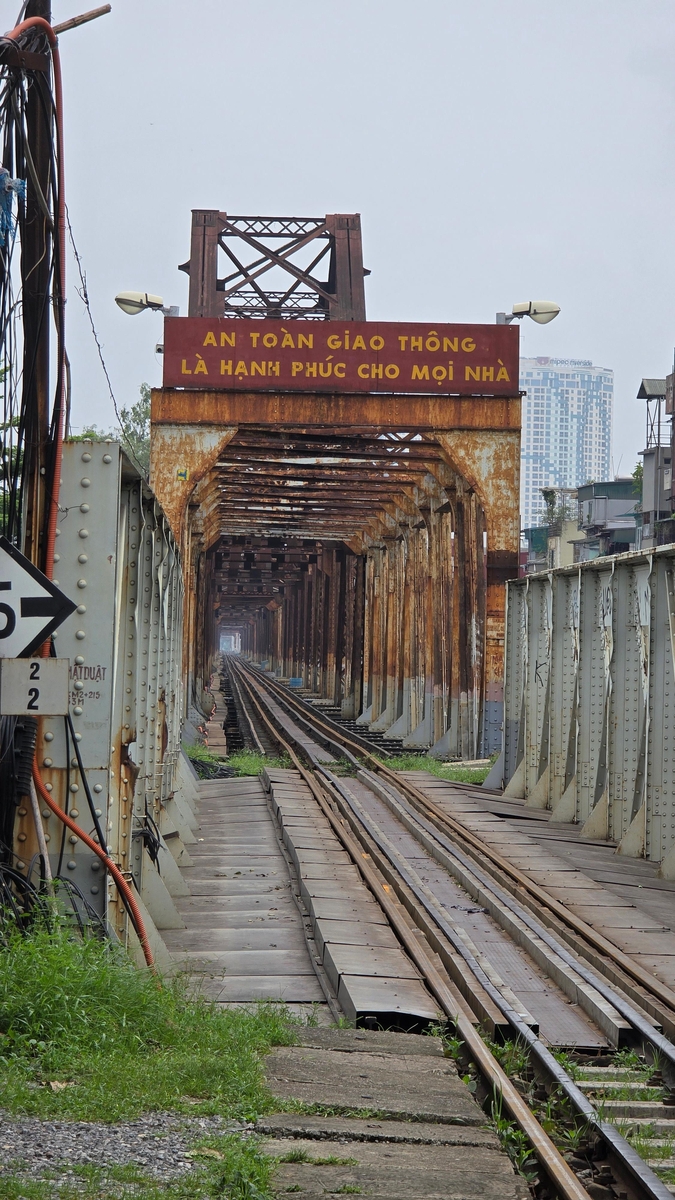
[69,384,151,477]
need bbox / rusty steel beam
[152,389,520,432]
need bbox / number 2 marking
[27,687,39,710]
[29,662,40,679]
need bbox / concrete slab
[264,1136,527,1199]
[256,1113,497,1144]
[297,1028,444,1056]
[264,1045,487,1124]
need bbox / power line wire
[66,210,147,476]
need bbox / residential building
[636,378,672,549]
[520,357,613,530]
[575,479,638,559]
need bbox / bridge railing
[503,546,675,874]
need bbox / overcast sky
[32,0,675,472]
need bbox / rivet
[55,528,60,537]
[17,832,26,841]
[91,860,100,872]
[77,579,87,589]
[80,504,90,514]
[53,553,60,563]
[80,478,91,488]
[74,733,82,742]
[74,681,84,691]
[94,785,102,794]
[75,630,86,640]
[103,454,112,464]
[67,860,76,870]
[74,706,83,715]
[44,732,54,742]
[53,579,59,586]
[42,810,50,819]
[70,809,79,818]
[95,808,102,816]
[75,655,85,665]
[70,783,79,793]
[81,452,92,463]
[45,783,53,791]
[90,886,99,894]
[78,553,88,564]
[16,860,25,869]
[76,605,86,615]
[71,758,78,768]
[43,757,53,767]
[78,529,89,539]
[69,835,78,845]
[44,834,50,843]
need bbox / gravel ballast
[0,1112,251,1182]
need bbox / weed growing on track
[0,924,297,1123]
[225,749,292,776]
[185,744,292,779]
[382,752,491,784]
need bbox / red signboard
[162,318,519,396]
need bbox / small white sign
[0,657,70,715]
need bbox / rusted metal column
[371,538,399,732]
[340,553,356,713]
[325,550,340,700]
[345,555,366,719]
[435,429,520,755]
[365,548,385,725]
[403,519,434,748]
[334,547,348,707]
[357,554,376,723]
[186,209,223,318]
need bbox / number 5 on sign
[0,658,70,715]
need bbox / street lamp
[115,291,179,318]
[496,301,560,326]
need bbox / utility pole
[21,0,52,569]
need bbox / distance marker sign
[0,536,77,657]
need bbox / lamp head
[115,290,165,316]
[512,300,560,325]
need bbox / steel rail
[225,658,593,1200]
[226,665,267,755]
[357,767,675,1077]
[228,659,675,1200]
[234,659,675,1020]
[316,767,672,1200]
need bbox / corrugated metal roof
[637,378,666,399]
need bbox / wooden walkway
[164,774,325,1006]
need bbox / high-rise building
[520,357,613,530]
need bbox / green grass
[0,1138,273,1199]
[383,752,491,784]
[0,923,297,1123]
[184,744,291,778]
[226,750,292,776]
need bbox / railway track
[222,654,675,1200]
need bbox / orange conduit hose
[3,17,155,969]
[33,765,155,968]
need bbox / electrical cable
[0,15,155,967]
[33,764,154,969]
